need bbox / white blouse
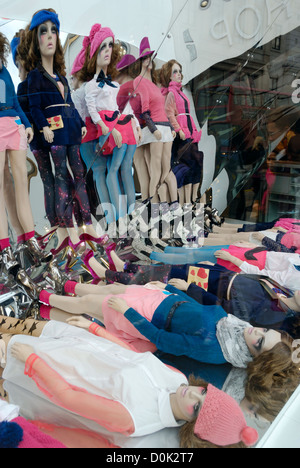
[240,252,300,291]
[72,83,89,122]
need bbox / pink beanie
[71,23,101,75]
[194,384,259,447]
[90,26,115,58]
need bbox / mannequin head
[160,59,183,88]
[0,32,10,69]
[179,376,258,448]
[87,27,123,81]
[73,24,101,84]
[11,30,27,82]
[23,9,65,74]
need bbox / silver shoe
[24,237,53,265]
[16,268,42,301]
[1,246,20,277]
[43,258,69,294]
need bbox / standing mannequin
[160,60,203,204]
[0,31,51,279]
[85,26,140,230]
[133,38,178,211]
[25,9,96,255]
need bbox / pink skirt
[102,285,167,352]
[0,116,27,152]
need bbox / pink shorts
[0,116,27,152]
[102,285,167,352]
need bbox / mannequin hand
[214,250,233,262]
[153,129,162,141]
[98,121,110,136]
[66,315,91,330]
[172,130,176,139]
[43,126,54,144]
[112,128,122,148]
[10,343,34,363]
[81,126,87,139]
[25,127,34,144]
[252,232,264,242]
[136,126,142,144]
[168,278,188,291]
[107,297,128,314]
[179,130,186,141]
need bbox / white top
[72,83,89,121]
[85,75,139,128]
[3,320,186,438]
[240,251,300,291]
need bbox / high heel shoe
[0,246,20,278]
[51,237,70,258]
[68,238,86,255]
[104,242,117,271]
[43,258,69,294]
[36,227,58,250]
[16,269,42,301]
[79,233,110,251]
[24,237,53,265]
[81,249,105,281]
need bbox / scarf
[216,314,253,368]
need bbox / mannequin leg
[8,149,35,233]
[0,150,9,241]
[149,142,163,203]
[106,145,127,220]
[184,183,192,204]
[120,144,136,214]
[0,316,47,337]
[3,155,24,237]
[160,142,178,203]
[50,145,74,228]
[32,148,58,228]
[133,146,150,201]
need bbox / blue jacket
[0,66,31,128]
[124,284,227,364]
[27,64,85,146]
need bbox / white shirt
[4,321,186,437]
[72,83,89,121]
[240,252,300,291]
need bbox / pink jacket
[162,81,201,143]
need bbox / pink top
[162,81,202,143]
[133,76,168,123]
[217,245,267,272]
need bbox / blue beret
[29,10,60,33]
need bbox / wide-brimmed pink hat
[138,37,155,60]
[90,26,115,58]
[116,54,136,71]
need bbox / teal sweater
[124,284,227,364]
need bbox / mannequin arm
[24,353,134,435]
[164,91,181,133]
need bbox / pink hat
[71,23,101,75]
[116,54,136,71]
[194,384,259,447]
[138,37,155,60]
[90,26,115,58]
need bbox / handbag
[187,266,210,290]
[40,115,64,132]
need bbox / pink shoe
[105,242,117,271]
[81,249,100,280]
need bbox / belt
[0,106,14,111]
[45,104,70,109]
[164,301,187,332]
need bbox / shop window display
[0,0,300,450]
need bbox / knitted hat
[90,26,115,58]
[194,384,259,447]
[71,23,101,75]
[29,10,60,33]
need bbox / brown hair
[245,335,300,422]
[133,56,159,85]
[0,32,10,67]
[159,59,183,88]
[20,8,66,75]
[178,375,248,449]
[85,40,123,82]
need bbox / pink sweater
[133,76,168,123]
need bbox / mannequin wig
[0,32,10,67]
